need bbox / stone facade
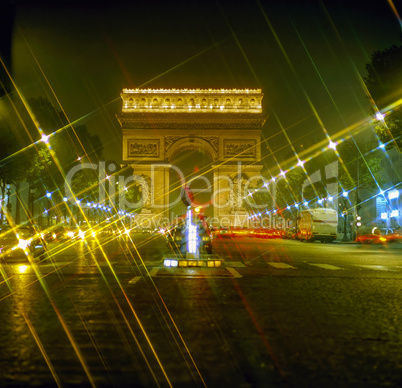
[116,88,268,228]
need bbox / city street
[1,234,402,387]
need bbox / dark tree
[364,40,402,151]
[27,97,105,193]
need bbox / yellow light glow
[18,265,29,274]
[17,239,30,250]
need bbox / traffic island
[163,253,223,268]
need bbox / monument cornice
[117,112,267,129]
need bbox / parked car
[0,225,47,263]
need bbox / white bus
[298,208,338,243]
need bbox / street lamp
[6,184,12,223]
[63,197,68,224]
[341,197,349,242]
[46,192,52,226]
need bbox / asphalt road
[0,234,401,387]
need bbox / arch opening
[169,148,214,220]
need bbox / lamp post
[76,199,81,224]
[46,192,52,226]
[6,184,12,223]
[342,197,349,242]
[63,197,68,224]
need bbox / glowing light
[388,190,399,200]
[46,192,52,198]
[381,212,388,220]
[328,141,337,150]
[379,143,385,149]
[17,239,30,250]
[18,265,29,274]
[304,201,309,206]
[328,196,333,202]
[164,259,178,267]
[375,112,385,121]
[187,208,198,254]
[342,191,348,198]
[391,210,399,217]
[318,199,324,204]
[63,197,68,202]
[41,134,49,144]
[297,159,305,167]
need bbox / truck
[298,208,338,243]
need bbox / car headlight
[17,238,31,250]
[66,231,75,238]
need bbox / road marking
[227,261,246,268]
[144,261,163,266]
[309,264,344,270]
[356,265,397,272]
[267,262,296,269]
[128,276,142,284]
[226,267,243,278]
[148,267,159,277]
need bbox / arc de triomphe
[116,88,267,228]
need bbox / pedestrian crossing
[308,263,344,270]
[267,262,296,269]
[36,259,402,276]
[264,262,401,272]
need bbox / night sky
[6,0,402,171]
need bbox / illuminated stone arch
[117,88,267,227]
[166,136,218,163]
